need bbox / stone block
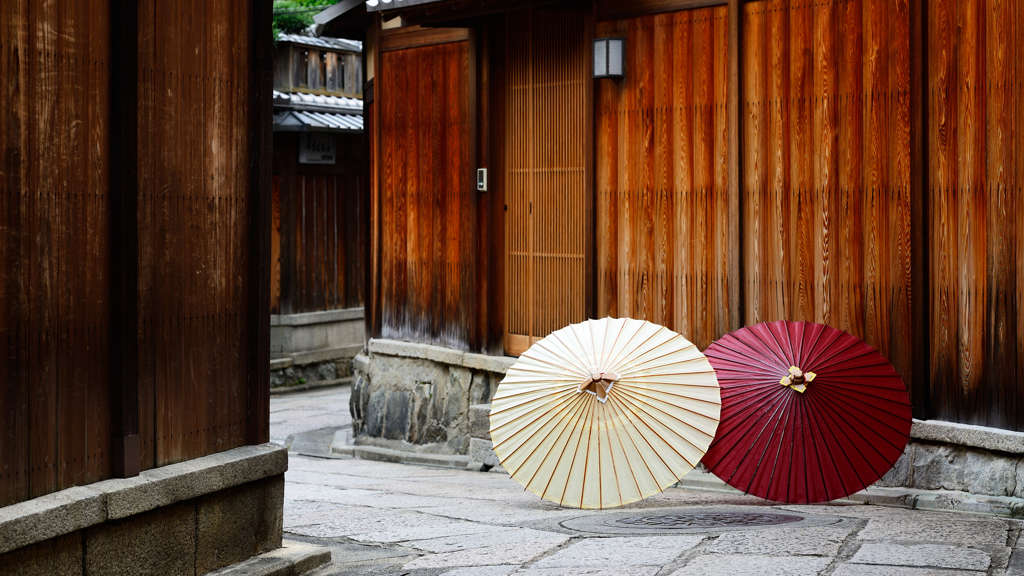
[469,438,502,469]
[196,475,285,574]
[365,388,385,437]
[911,444,967,492]
[0,532,82,576]
[384,390,411,440]
[469,404,492,439]
[912,419,1024,454]
[0,485,105,555]
[470,372,491,405]
[850,543,990,571]
[965,450,1017,496]
[85,501,196,576]
[876,443,913,487]
[533,536,703,568]
[461,351,517,374]
[671,555,831,576]
[95,443,288,520]
[353,353,370,374]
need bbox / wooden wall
[272,133,366,315]
[378,39,476,350]
[504,9,591,355]
[2,0,265,505]
[595,7,730,351]
[740,0,913,382]
[136,0,252,467]
[928,0,1024,429]
[0,0,113,505]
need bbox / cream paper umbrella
[489,318,721,509]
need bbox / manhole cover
[615,512,802,528]
[559,506,841,535]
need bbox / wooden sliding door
[504,8,591,355]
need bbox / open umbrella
[489,318,721,509]
[701,320,912,504]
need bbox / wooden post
[909,0,929,420]
[727,0,743,331]
[247,0,273,445]
[109,0,140,478]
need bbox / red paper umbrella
[701,320,911,504]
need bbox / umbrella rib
[615,382,722,410]
[610,389,701,468]
[489,385,580,415]
[557,396,595,507]
[491,388,584,452]
[809,388,906,466]
[522,389,590,497]
[803,392,866,496]
[606,394,685,480]
[489,386,579,424]
[521,345,590,380]
[602,320,650,373]
[761,324,795,372]
[579,395,597,509]
[709,383,790,450]
[803,391,850,501]
[810,342,879,373]
[615,338,700,376]
[536,393,593,504]
[719,385,792,488]
[801,322,828,369]
[709,338,791,373]
[811,386,911,438]
[603,318,629,373]
[743,388,794,496]
[604,395,656,500]
[759,391,795,501]
[599,398,621,508]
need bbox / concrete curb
[331,444,470,469]
[270,378,352,396]
[205,539,331,576]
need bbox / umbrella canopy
[701,320,912,504]
[490,318,721,509]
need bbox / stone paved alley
[272,385,1024,576]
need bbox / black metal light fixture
[593,37,626,79]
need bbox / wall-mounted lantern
[593,37,626,79]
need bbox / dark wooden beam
[727,0,742,331]
[597,0,726,22]
[109,0,140,479]
[909,0,929,420]
[380,26,470,51]
[247,0,273,445]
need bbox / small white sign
[299,133,336,164]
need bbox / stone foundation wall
[0,444,287,576]
[270,308,364,390]
[877,421,1024,498]
[350,340,515,455]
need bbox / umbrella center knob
[579,367,619,403]
[780,366,816,393]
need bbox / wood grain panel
[926,0,1024,429]
[741,0,913,393]
[137,0,251,466]
[0,0,113,504]
[379,40,475,350]
[596,7,731,350]
[504,9,590,355]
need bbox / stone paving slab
[403,538,569,569]
[832,565,987,576]
[706,524,855,556]
[439,567,516,576]
[530,536,704,568]
[513,568,660,576]
[402,527,569,554]
[851,543,991,571]
[669,554,832,575]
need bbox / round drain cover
[615,512,802,528]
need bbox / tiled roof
[275,33,362,53]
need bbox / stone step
[205,539,330,576]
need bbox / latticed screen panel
[505,9,589,355]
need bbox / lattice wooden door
[504,9,590,355]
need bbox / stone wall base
[0,444,288,576]
[350,340,515,456]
